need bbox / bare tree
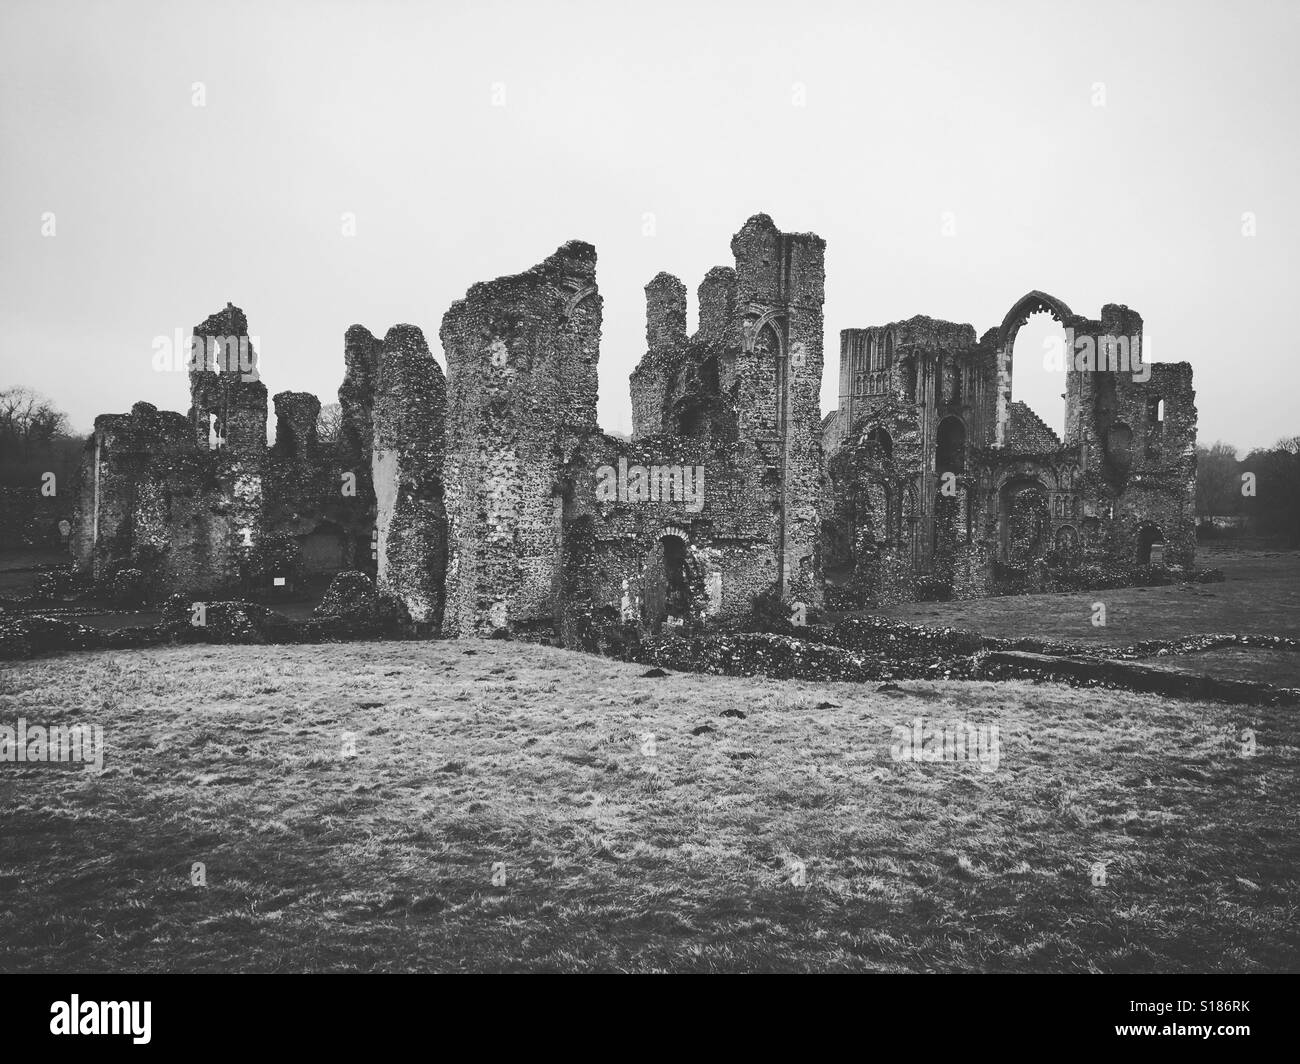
[0,386,70,456]
[316,401,343,445]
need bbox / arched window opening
[936,416,966,474]
[900,356,917,403]
[1009,310,1068,440]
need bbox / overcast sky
[2,0,1296,451]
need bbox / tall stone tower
[439,241,602,635]
[730,214,827,604]
[186,302,268,590]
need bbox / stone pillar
[371,324,447,627]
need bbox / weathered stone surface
[824,290,1199,605]
[372,325,447,627]
[313,570,379,618]
[565,215,827,643]
[337,324,382,514]
[310,569,410,637]
[68,218,1201,648]
[440,241,601,636]
[72,307,376,604]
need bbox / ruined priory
[72,214,1197,639]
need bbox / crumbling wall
[73,402,191,588]
[1006,401,1063,453]
[629,273,687,438]
[562,431,775,641]
[187,302,267,457]
[371,324,447,627]
[440,241,602,635]
[73,220,1199,631]
[260,389,362,585]
[69,398,264,597]
[338,325,382,506]
[730,215,826,606]
[611,215,829,633]
[263,391,324,541]
[73,305,273,599]
[824,290,1198,604]
[185,303,266,590]
[1094,359,1198,567]
[73,305,414,604]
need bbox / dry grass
[879,549,1300,688]
[881,549,1300,647]
[1,638,1297,972]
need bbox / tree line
[0,386,81,494]
[1197,437,1300,545]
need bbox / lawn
[881,548,1300,644]
[2,638,1296,972]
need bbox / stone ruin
[822,291,1198,604]
[70,217,1197,637]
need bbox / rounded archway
[997,291,1074,447]
[642,533,701,629]
[1135,522,1165,565]
[865,425,893,460]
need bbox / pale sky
[2,0,1296,452]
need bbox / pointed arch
[999,290,1074,347]
[744,308,787,356]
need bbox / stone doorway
[642,534,692,630]
[1135,522,1165,565]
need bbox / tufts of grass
[0,638,1297,972]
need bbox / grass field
[880,548,1300,689]
[2,638,1297,972]
[882,548,1300,644]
